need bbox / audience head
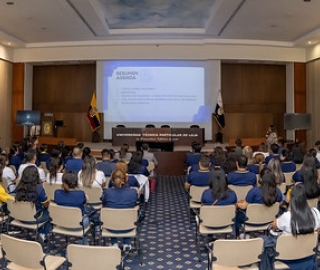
[289,184,315,236]
[51,148,62,158]
[236,154,248,169]
[242,146,254,163]
[115,160,128,174]
[101,149,112,160]
[25,149,37,164]
[209,168,229,200]
[111,169,127,188]
[119,143,130,158]
[308,148,317,159]
[314,140,320,151]
[128,151,143,174]
[62,171,78,192]
[141,143,150,151]
[0,153,8,178]
[80,155,96,187]
[82,146,91,159]
[270,143,279,154]
[280,148,292,162]
[259,169,277,206]
[76,142,84,149]
[72,147,82,159]
[191,142,202,153]
[39,144,48,153]
[254,153,265,164]
[267,158,283,185]
[278,139,286,147]
[16,166,40,202]
[199,153,210,170]
[235,138,242,147]
[213,146,226,165]
[257,143,267,153]
[49,157,64,183]
[224,152,238,173]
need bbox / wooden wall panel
[33,64,96,142]
[12,63,24,143]
[220,63,286,143]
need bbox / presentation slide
[97,60,220,141]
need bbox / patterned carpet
[0,175,210,270]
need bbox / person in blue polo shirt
[65,146,83,173]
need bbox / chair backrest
[189,185,208,203]
[7,198,37,222]
[49,203,84,229]
[40,162,49,173]
[212,238,263,267]
[307,198,318,208]
[145,124,155,128]
[278,183,286,194]
[190,124,200,128]
[276,233,318,261]
[105,176,111,188]
[67,244,121,270]
[1,177,9,192]
[228,185,252,201]
[283,172,294,185]
[200,205,236,228]
[1,233,44,269]
[161,124,170,128]
[78,185,103,205]
[245,202,280,225]
[147,161,155,173]
[100,206,138,231]
[43,182,62,201]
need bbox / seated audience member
[96,149,116,177]
[0,153,17,193]
[223,152,238,174]
[210,145,226,169]
[38,144,50,163]
[227,154,257,186]
[78,155,105,188]
[45,148,62,170]
[184,154,211,190]
[128,151,150,177]
[185,141,202,169]
[291,140,305,164]
[235,169,283,237]
[65,146,83,173]
[114,144,132,163]
[54,172,99,243]
[18,149,46,182]
[61,145,72,164]
[243,146,260,174]
[267,158,285,186]
[109,161,140,189]
[293,154,315,183]
[280,148,296,173]
[8,145,22,172]
[81,146,91,160]
[234,138,243,156]
[308,148,320,169]
[272,184,320,269]
[301,163,320,200]
[46,157,64,184]
[141,143,158,167]
[201,168,237,206]
[16,166,51,242]
[101,169,139,251]
[265,143,280,165]
[0,178,14,211]
[277,139,288,155]
[253,143,269,159]
[315,140,320,163]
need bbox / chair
[244,202,280,236]
[196,205,236,261]
[100,206,142,264]
[160,124,170,128]
[79,185,103,209]
[228,185,252,201]
[147,161,155,173]
[283,172,294,186]
[274,233,318,269]
[43,182,62,201]
[105,176,111,188]
[1,233,66,270]
[1,177,15,194]
[145,124,155,128]
[278,182,287,194]
[116,124,125,128]
[188,185,208,228]
[307,198,318,208]
[190,125,200,128]
[49,203,91,246]
[208,238,263,270]
[6,198,50,240]
[40,161,49,174]
[67,244,123,270]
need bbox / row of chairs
[207,232,318,270]
[1,233,123,270]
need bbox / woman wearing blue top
[201,168,237,206]
[15,166,51,243]
[235,168,283,238]
[128,151,150,177]
[101,169,138,251]
[293,154,316,183]
[54,171,99,244]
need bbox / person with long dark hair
[78,155,105,188]
[46,157,64,184]
[0,153,17,193]
[201,168,237,205]
[235,169,283,237]
[293,154,317,183]
[127,151,149,177]
[15,166,51,243]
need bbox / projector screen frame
[284,113,311,130]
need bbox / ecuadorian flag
[213,90,225,129]
[87,93,101,131]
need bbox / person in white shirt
[0,153,17,193]
[46,157,64,184]
[18,149,46,182]
[78,155,105,188]
[141,143,158,166]
[314,140,320,163]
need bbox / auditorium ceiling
[0,0,320,48]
